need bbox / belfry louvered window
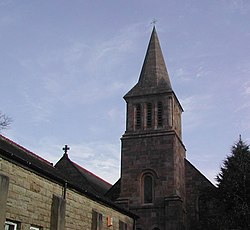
[146,103,152,128]
[135,104,141,129]
[157,102,163,127]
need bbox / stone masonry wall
[0,157,134,230]
[185,159,215,230]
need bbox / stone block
[50,195,66,230]
[0,173,9,230]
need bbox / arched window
[143,174,154,204]
[146,103,152,128]
[157,102,163,127]
[135,104,141,129]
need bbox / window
[157,102,163,127]
[135,104,141,129]
[119,220,127,230]
[5,221,18,230]
[91,210,103,230]
[146,103,152,128]
[140,173,156,205]
[144,175,153,203]
[30,226,41,230]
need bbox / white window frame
[30,227,40,230]
[5,221,17,230]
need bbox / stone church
[106,27,216,230]
[0,27,215,230]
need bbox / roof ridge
[0,134,53,166]
[72,161,112,186]
[185,159,215,187]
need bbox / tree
[0,111,12,132]
[216,137,250,229]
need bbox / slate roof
[105,178,121,201]
[125,26,173,98]
[0,134,64,181]
[55,153,111,196]
[0,134,137,219]
[185,159,215,188]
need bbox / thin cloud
[14,23,144,112]
[225,0,250,14]
[71,142,120,183]
[107,108,124,122]
[195,65,211,79]
[243,81,250,95]
[174,67,191,82]
[22,92,53,123]
[57,141,120,183]
[0,1,17,26]
[86,23,143,73]
[181,94,214,130]
[0,0,14,7]
[18,136,121,184]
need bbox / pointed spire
[125,27,172,98]
[139,26,172,89]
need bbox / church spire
[125,27,172,98]
[139,26,172,89]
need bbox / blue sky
[0,0,250,184]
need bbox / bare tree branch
[0,111,12,131]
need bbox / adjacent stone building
[1,27,215,230]
[0,135,137,230]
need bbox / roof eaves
[0,134,52,165]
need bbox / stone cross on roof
[63,145,70,155]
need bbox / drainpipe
[133,218,136,230]
[63,181,67,199]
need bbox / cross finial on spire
[63,145,70,155]
[151,18,157,27]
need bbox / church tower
[118,27,187,230]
